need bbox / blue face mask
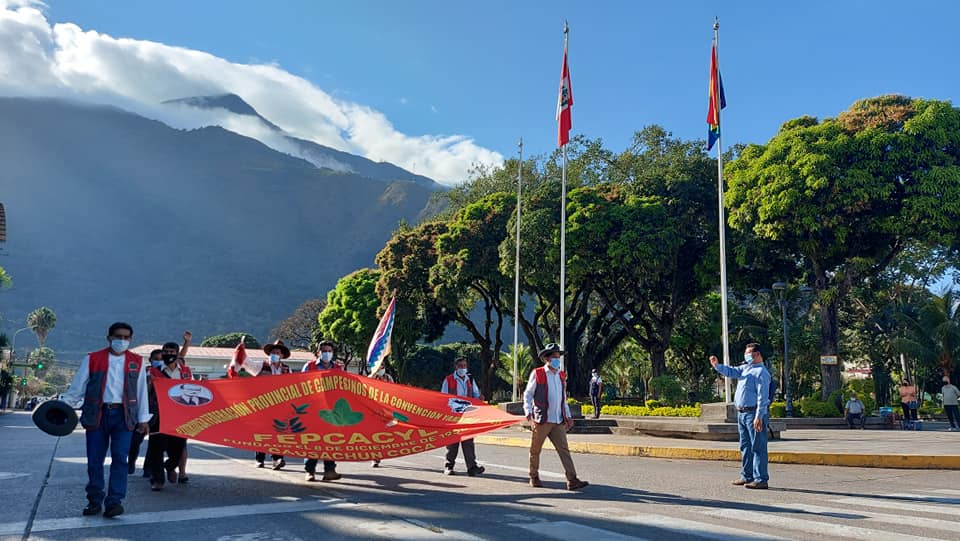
[151,360,163,369]
[111,339,130,353]
[320,352,333,362]
[744,353,754,363]
[270,354,280,363]
[549,358,562,370]
[456,368,468,377]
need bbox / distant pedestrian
[942,377,960,431]
[844,392,866,429]
[710,343,772,489]
[255,340,291,470]
[523,343,588,491]
[128,349,162,477]
[371,367,395,468]
[898,379,919,423]
[62,322,151,518]
[589,369,603,419]
[441,358,485,476]
[302,340,343,481]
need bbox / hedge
[581,404,701,417]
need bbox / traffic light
[36,362,43,370]
[20,378,27,386]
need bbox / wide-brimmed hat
[32,400,78,437]
[263,339,291,359]
[538,343,564,358]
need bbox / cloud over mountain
[0,0,502,184]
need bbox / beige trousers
[529,422,578,481]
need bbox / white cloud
[0,1,502,184]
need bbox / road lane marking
[701,507,950,541]
[787,503,960,534]
[2,498,345,535]
[827,496,960,515]
[582,508,789,541]
[510,520,649,541]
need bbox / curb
[473,435,960,470]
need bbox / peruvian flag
[556,41,573,147]
[227,337,262,378]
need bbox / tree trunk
[819,298,842,399]
[650,345,667,378]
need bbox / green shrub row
[581,404,701,417]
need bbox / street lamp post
[11,326,31,362]
[771,282,792,417]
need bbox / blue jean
[737,411,769,483]
[85,407,134,506]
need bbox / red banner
[153,371,521,461]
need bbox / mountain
[163,93,441,189]
[0,97,436,358]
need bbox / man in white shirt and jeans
[62,322,151,518]
[523,343,588,491]
[844,392,866,429]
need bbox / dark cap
[538,343,564,358]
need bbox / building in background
[131,345,313,379]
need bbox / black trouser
[145,433,186,485]
[304,459,337,474]
[900,402,918,421]
[945,405,960,428]
[590,394,601,418]
[128,430,146,472]
[445,439,477,469]
[255,452,283,464]
[845,412,865,428]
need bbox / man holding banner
[302,340,343,482]
[440,357,485,477]
[254,340,291,470]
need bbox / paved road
[3,411,959,540]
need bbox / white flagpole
[559,22,568,370]
[714,18,732,404]
[513,137,523,402]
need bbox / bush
[567,397,580,406]
[581,404,701,417]
[649,375,684,405]
[201,332,261,349]
[644,399,662,409]
[798,397,841,417]
[770,401,786,418]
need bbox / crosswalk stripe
[787,503,960,534]
[884,493,960,504]
[582,509,789,541]
[701,507,949,541]
[510,520,648,541]
[827,496,960,515]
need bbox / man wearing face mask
[302,340,343,481]
[144,341,192,491]
[255,340,291,470]
[440,357,485,476]
[523,344,589,490]
[62,322,151,518]
[128,349,162,477]
[710,343,772,489]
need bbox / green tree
[27,306,56,348]
[895,288,960,392]
[201,333,260,349]
[0,266,11,289]
[28,346,54,372]
[272,298,326,351]
[727,96,960,397]
[316,269,381,371]
[496,343,533,396]
[432,192,515,397]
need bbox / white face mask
[376,369,386,377]
[456,368,468,377]
[111,339,130,353]
[320,351,333,362]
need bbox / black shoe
[272,458,286,470]
[257,461,265,468]
[127,462,136,475]
[443,467,455,476]
[82,502,101,516]
[103,504,124,518]
[467,465,485,477]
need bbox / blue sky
[42,0,958,169]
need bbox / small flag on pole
[556,32,573,147]
[706,38,726,151]
[366,295,396,376]
[227,337,262,377]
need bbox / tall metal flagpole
[513,137,523,402]
[714,18,732,403]
[559,22,568,370]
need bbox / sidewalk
[476,425,960,469]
